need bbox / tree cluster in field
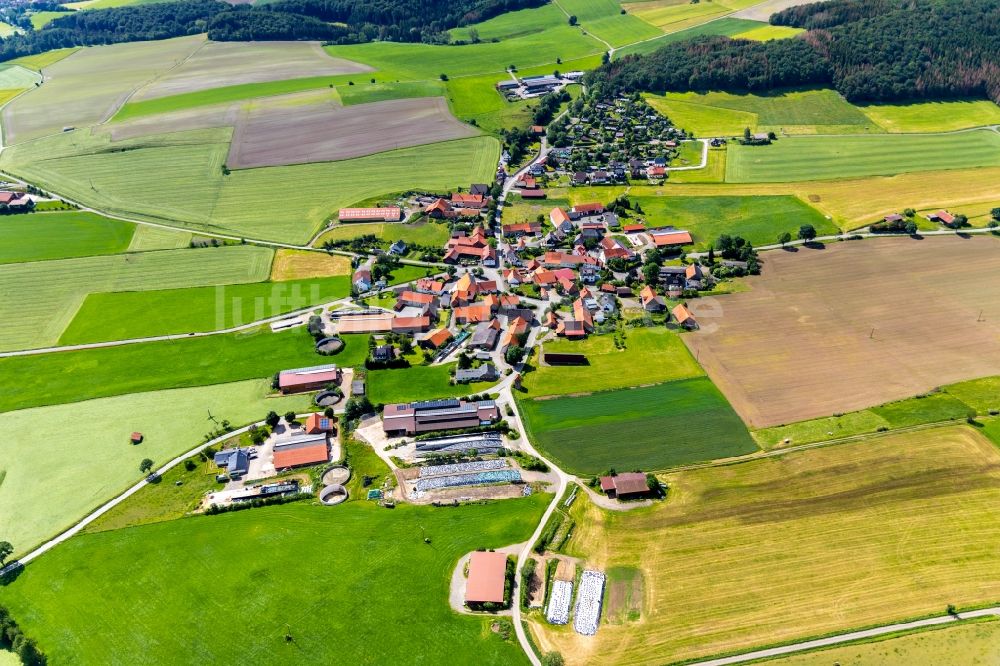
[0,604,47,666]
[586,0,1000,104]
[0,0,547,63]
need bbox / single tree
[905,220,918,235]
[778,231,792,246]
[0,540,13,565]
[265,410,281,429]
[797,224,817,242]
[990,207,1000,221]
[743,126,752,142]
[284,411,297,425]
[139,458,154,474]
[707,247,715,264]
[567,14,577,25]
[439,73,448,81]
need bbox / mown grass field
[0,496,547,664]
[765,619,1000,666]
[630,193,835,250]
[523,327,703,397]
[531,426,1000,665]
[338,80,444,105]
[0,64,40,88]
[622,0,758,33]
[126,225,192,251]
[0,244,273,351]
[0,378,313,554]
[58,275,351,344]
[2,35,204,143]
[646,89,880,137]
[0,328,371,414]
[753,376,999,448]
[726,129,1000,182]
[859,98,1000,133]
[367,362,493,404]
[557,0,663,47]
[615,17,762,57]
[519,378,757,475]
[1,128,500,244]
[0,211,135,264]
[314,220,451,248]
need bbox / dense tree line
[0,0,544,63]
[264,0,546,44]
[586,36,831,95]
[586,0,1000,104]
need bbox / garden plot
[130,40,371,102]
[684,235,1000,427]
[2,35,204,144]
[227,95,479,168]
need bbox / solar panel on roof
[412,398,461,411]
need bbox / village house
[468,319,502,350]
[352,266,372,292]
[456,364,499,384]
[502,222,542,237]
[673,303,697,329]
[640,285,666,313]
[420,327,453,350]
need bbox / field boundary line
[675,608,1000,666]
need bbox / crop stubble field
[684,236,1000,427]
[129,40,371,102]
[532,426,1000,665]
[2,35,204,143]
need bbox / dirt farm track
[684,235,1000,428]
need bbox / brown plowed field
[683,235,1000,428]
[227,95,478,169]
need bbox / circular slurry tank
[322,465,351,486]
[315,336,344,354]
[315,390,342,407]
[320,484,348,506]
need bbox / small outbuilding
[130,432,144,445]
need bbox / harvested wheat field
[130,41,371,102]
[531,426,1000,666]
[270,249,351,281]
[684,235,1000,428]
[227,94,478,168]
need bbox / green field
[0,496,547,664]
[314,220,451,248]
[59,275,350,343]
[519,378,758,475]
[615,17,763,57]
[0,244,273,351]
[338,80,445,105]
[859,98,1000,133]
[726,129,1000,182]
[629,194,836,250]
[0,64,40,88]
[0,211,135,264]
[732,23,805,40]
[763,619,1000,666]
[450,3,569,42]
[557,0,663,47]
[646,89,880,137]
[1,128,500,244]
[112,74,355,121]
[367,362,494,404]
[524,327,704,397]
[0,378,313,554]
[0,328,371,414]
[126,224,192,251]
[753,377,998,449]
[8,47,79,71]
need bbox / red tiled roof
[424,328,453,348]
[466,551,508,604]
[273,441,329,469]
[305,413,335,433]
[572,202,604,214]
[651,230,693,247]
[612,472,648,496]
[550,207,571,225]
